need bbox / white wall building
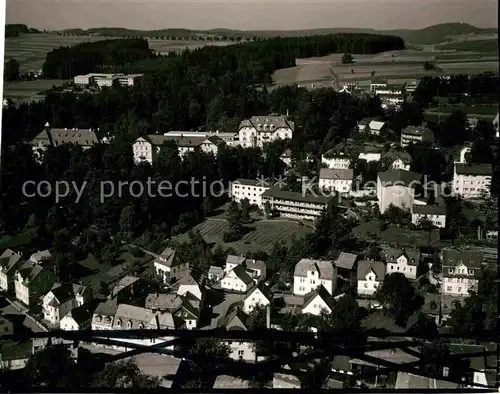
[163,130,239,147]
[377,169,421,213]
[400,126,434,148]
[243,286,272,314]
[440,249,481,297]
[293,259,335,296]
[382,150,412,171]
[74,73,143,87]
[153,248,189,284]
[358,120,386,136]
[319,168,354,195]
[382,248,420,280]
[0,249,23,292]
[238,115,294,148]
[220,265,254,293]
[321,150,350,169]
[261,188,329,221]
[357,260,386,296]
[453,163,492,199]
[411,203,447,228]
[300,286,334,316]
[231,179,270,208]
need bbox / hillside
[58,23,497,44]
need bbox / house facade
[238,115,294,148]
[0,249,23,292]
[321,150,351,169]
[243,286,272,314]
[441,249,481,297]
[300,286,334,316]
[220,265,254,293]
[60,303,94,331]
[377,169,422,213]
[163,130,239,147]
[382,150,412,171]
[357,260,386,296]
[176,272,202,300]
[319,168,354,194]
[261,188,329,221]
[153,247,189,283]
[14,264,58,307]
[453,163,492,199]
[400,126,434,148]
[43,283,93,325]
[293,259,335,296]
[382,248,419,280]
[411,203,447,228]
[231,178,271,208]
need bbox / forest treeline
[42,38,155,79]
[41,33,405,79]
[5,24,39,38]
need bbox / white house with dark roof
[358,146,382,163]
[300,285,335,316]
[30,125,99,157]
[221,265,254,293]
[321,148,351,169]
[231,178,271,208]
[411,203,447,228]
[60,303,95,331]
[400,125,434,148]
[293,259,336,296]
[453,163,492,199]
[238,115,294,148]
[0,249,24,292]
[382,150,412,171]
[319,168,354,194]
[441,248,481,297]
[221,307,255,361]
[153,247,189,283]
[382,248,420,280]
[43,283,93,325]
[377,169,422,213]
[223,255,267,284]
[14,262,58,307]
[243,285,273,314]
[357,260,386,296]
[176,271,202,300]
[28,250,52,265]
[208,266,224,282]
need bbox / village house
[358,146,382,163]
[60,303,95,331]
[220,307,256,362]
[321,147,351,169]
[176,271,202,300]
[153,247,189,283]
[14,262,58,307]
[238,115,294,148]
[400,125,434,148]
[112,276,155,306]
[300,286,335,316]
[381,248,420,280]
[0,249,24,292]
[382,150,412,171]
[411,203,447,228]
[222,255,267,284]
[377,169,422,213]
[261,187,330,221]
[28,250,52,265]
[163,130,239,146]
[243,284,273,314]
[145,292,200,329]
[220,265,254,293]
[231,178,271,208]
[273,370,302,388]
[319,168,354,195]
[356,260,386,296]
[293,258,336,296]
[422,293,465,326]
[42,283,93,325]
[334,252,358,281]
[207,266,224,282]
[453,163,492,199]
[358,120,387,136]
[440,248,481,297]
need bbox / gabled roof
[65,303,95,324]
[378,169,422,187]
[148,311,176,329]
[49,284,75,305]
[302,285,335,312]
[0,249,23,273]
[29,250,52,262]
[357,260,386,281]
[335,252,358,270]
[381,248,420,266]
[401,125,434,138]
[32,128,99,147]
[383,150,412,165]
[154,247,177,268]
[319,168,354,181]
[368,120,385,131]
[145,293,183,311]
[231,265,254,285]
[239,115,295,132]
[177,271,199,287]
[245,284,273,302]
[412,203,446,215]
[16,264,44,283]
[294,259,335,280]
[222,306,249,330]
[114,304,156,329]
[441,248,482,269]
[112,275,140,297]
[226,255,246,266]
[208,265,224,276]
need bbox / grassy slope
[58,23,498,45]
[435,39,499,53]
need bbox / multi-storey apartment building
[453,163,492,199]
[441,248,481,297]
[163,130,239,146]
[319,168,354,194]
[74,73,144,87]
[261,188,329,221]
[377,169,422,213]
[231,179,271,208]
[238,115,294,148]
[132,134,225,164]
[400,126,434,147]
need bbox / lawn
[0,228,37,250]
[172,217,314,255]
[3,79,67,104]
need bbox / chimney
[266,304,271,329]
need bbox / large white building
[231,179,271,208]
[411,203,447,228]
[293,259,336,296]
[319,168,354,195]
[238,115,294,148]
[261,188,330,221]
[163,130,239,147]
[441,248,481,297]
[321,148,351,169]
[356,260,386,296]
[453,163,492,199]
[74,73,144,87]
[400,126,434,148]
[376,169,422,213]
[132,134,225,164]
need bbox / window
[238,350,244,356]
[364,283,368,288]
[457,287,462,292]
[447,286,452,291]
[448,268,453,274]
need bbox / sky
[6,0,499,31]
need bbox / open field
[3,79,67,104]
[4,33,233,72]
[272,48,499,88]
[426,105,498,116]
[172,217,314,255]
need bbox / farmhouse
[231,178,271,208]
[400,126,434,148]
[377,169,422,213]
[132,134,225,164]
[261,187,330,221]
[453,163,492,199]
[293,258,336,296]
[319,168,354,194]
[238,115,294,148]
[440,248,481,297]
[357,260,386,296]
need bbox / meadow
[172,217,314,254]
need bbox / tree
[371,70,376,77]
[240,198,251,222]
[4,58,20,81]
[91,359,159,388]
[382,204,411,226]
[342,53,354,64]
[317,292,365,333]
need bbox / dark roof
[455,163,492,176]
[383,150,412,165]
[232,178,263,187]
[401,125,434,138]
[32,128,99,147]
[335,252,358,270]
[412,204,446,215]
[381,248,420,266]
[262,187,330,205]
[50,284,75,304]
[378,169,422,187]
[232,265,254,285]
[68,303,95,324]
[246,284,273,302]
[154,247,177,268]
[143,134,206,148]
[0,249,23,273]
[319,168,354,181]
[441,248,482,270]
[357,260,386,280]
[239,115,295,132]
[302,285,335,312]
